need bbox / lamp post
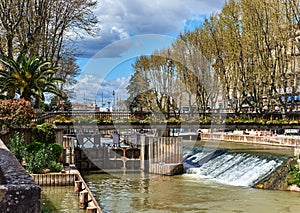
[107,101,111,112]
[112,90,115,111]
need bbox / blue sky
[72,0,226,104]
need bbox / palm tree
[0,54,66,107]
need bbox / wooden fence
[31,171,102,212]
[31,173,76,186]
[0,128,33,145]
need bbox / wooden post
[75,180,83,193]
[148,137,153,171]
[153,138,156,165]
[79,191,89,209]
[86,207,97,213]
[157,138,161,163]
[166,138,169,163]
[171,137,175,163]
[179,137,182,163]
[140,135,145,171]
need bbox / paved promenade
[201,129,300,149]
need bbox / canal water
[41,186,85,213]
[81,141,300,213]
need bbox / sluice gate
[62,133,183,175]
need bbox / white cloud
[75,0,226,58]
[73,74,129,103]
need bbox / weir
[183,146,284,187]
[57,125,294,186]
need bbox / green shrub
[26,142,44,154]
[41,205,53,213]
[288,163,300,187]
[32,123,56,144]
[26,145,54,173]
[48,143,63,160]
[48,161,63,172]
[25,143,63,173]
[8,132,26,163]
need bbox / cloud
[73,74,130,103]
[71,1,226,102]
[74,0,226,58]
[93,38,140,58]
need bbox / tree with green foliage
[172,32,220,115]
[125,0,300,115]
[187,0,300,114]
[0,54,66,107]
[0,0,98,100]
[129,51,182,118]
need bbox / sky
[72,0,226,106]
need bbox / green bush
[48,161,63,172]
[48,143,63,160]
[32,123,56,144]
[25,143,63,174]
[26,142,44,154]
[26,145,54,173]
[41,205,53,213]
[8,132,26,163]
[288,164,300,187]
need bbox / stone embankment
[0,139,40,213]
[255,157,300,192]
[201,129,300,148]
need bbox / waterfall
[183,146,283,187]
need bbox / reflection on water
[41,186,85,213]
[83,171,300,213]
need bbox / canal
[81,140,300,213]
[83,171,300,213]
[41,186,85,213]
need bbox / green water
[41,186,85,213]
[82,171,300,213]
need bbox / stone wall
[0,139,41,213]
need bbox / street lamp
[107,101,111,112]
[112,90,115,111]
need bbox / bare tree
[172,32,220,117]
